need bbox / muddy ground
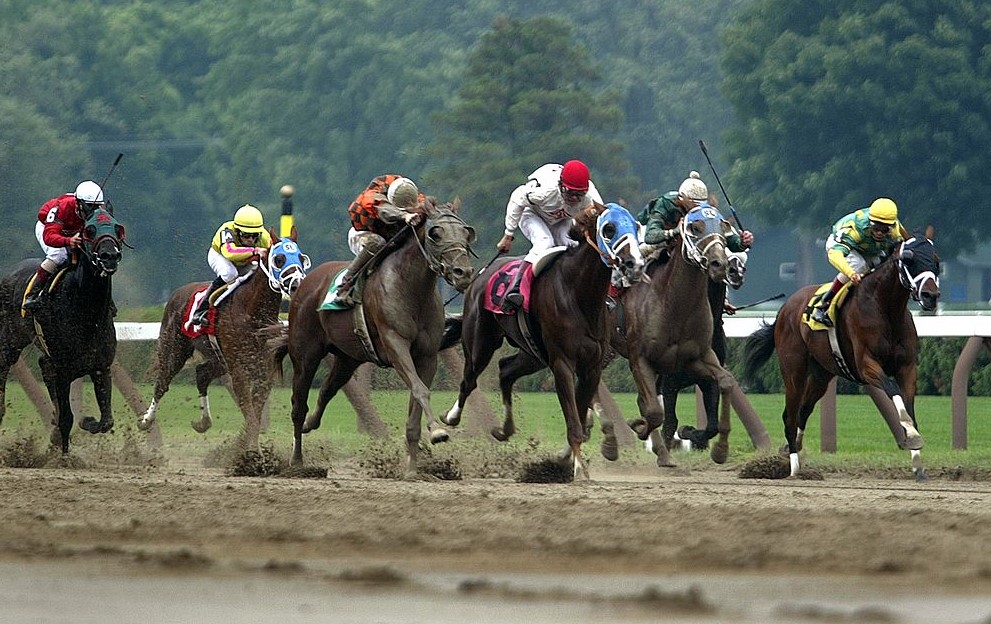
[3,442,991,623]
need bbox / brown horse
[0,206,125,452]
[742,234,940,480]
[604,205,738,467]
[269,198,475,476]
[440,203,645,478]
[138,228,309,448]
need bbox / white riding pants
[208,248,239,283]
[519,210,576,263]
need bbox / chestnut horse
[269,198,475,476]
[138,229,309,448]
[0,206,125,452]
[440,203,645,479]
[604,205,738,467]
[742,234,940,480]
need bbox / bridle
[258,238,310,298]
[896,238,940,304]
[414,209,477,288]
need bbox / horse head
[726,250,748,290]
[897,235,940,312]
[595,203,645,285]
[421,197,476,292]
[81,206,124,277]
[265,226,310,298]
[682,204,730,283]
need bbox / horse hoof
[443,407,461,427]
[600,438,619,461]
[80,417,110,434]
[914,468,928,482]
[136,417,153,432]
[302,415,320,433]
[628,418,649,440]
[491,427,510,442]
[710,440,729,464]
[430,429,449,445]
[190,419,211,434]
[903,433,925,451]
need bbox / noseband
[416,210,476,287]
[897,238,940,303]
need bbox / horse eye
[601,223,616,240]
[274,255,286,269]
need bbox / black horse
[0,206,125,452]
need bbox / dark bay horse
[138,229,309,449]
[0,206,125,452]
[742,235,940,480]
[605,205,738,467]
[269,199,475,476]
[441,203,645,478]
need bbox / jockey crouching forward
[633,171,753,359]
[333,175,424,306]
[496,160,603,312]
[191,204,272,326]
[811,197,911,326]
[23,180,107,314]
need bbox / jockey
[191,204,272,326]
[637,171,754,359]
[23,180,106,313]
[334,175,424,305]
[811,197,911,326]
[496,160,603,311]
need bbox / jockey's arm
[827,246,856,279]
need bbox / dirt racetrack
[4,454,991,624]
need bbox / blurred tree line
[3,0,990,313]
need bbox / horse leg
[882,364,926,481]
[493,352,544,442]
[412,352,449,446]
[0,347,23,426]
[228,368,261,450]
[783,373,831,476]
[444,312,501,427]
[628,356,665,442]
[302,355,360,434]
[378,338,436,479]
[79,368,114,434]
[189,356,226,434]
[287,344,329,466]
[549,358,587,480]
[53,375,73,454]
[138,336,194,431]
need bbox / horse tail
[439,314,463,351]
[741,321,776,387]
[267,328,290,382]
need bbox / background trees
[2,0,989,306]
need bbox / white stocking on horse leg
[191,395,213,433]
[892,395,924,450]
[137,398,158,431]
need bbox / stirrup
[502,291,523,311]
[811,307,832,326]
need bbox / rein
[413,210,476,288]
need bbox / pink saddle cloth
[483,260,534,315]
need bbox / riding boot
[501,261,531,311]
[192,276,226,326]
[811,281,841,326]
[22,267,52,314]
[335,241,382,305]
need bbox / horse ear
[424,196,439,218]
[290,224,299,241]
[708,193,719,207]
[268,226,278,240]
[450,197,462,214]
[924,224,935,241]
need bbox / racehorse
[742,234,940,480]
[441,203,645,479]
[0,206,125,452]
[269,198,475,476]
[604,205,737,467]
[138,229,308,449]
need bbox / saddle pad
[318,269,351,311]
[181,286,218,338]
[483,260,534,315]
[803,282,853,330]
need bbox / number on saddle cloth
[485,260,529,314]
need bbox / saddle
[180,270,252,338]
[803,282,854,330]
[20,264,72,318]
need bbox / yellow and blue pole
[279,184,295,237]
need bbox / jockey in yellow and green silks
[811,197,912,326]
